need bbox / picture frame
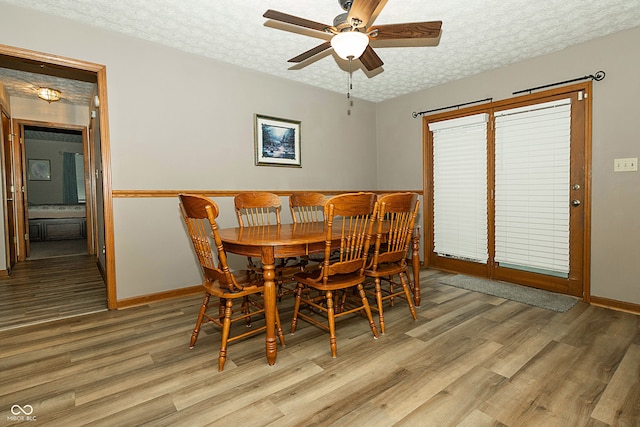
[254,114,301,167]
[28,159,51,181]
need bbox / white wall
[0,3,377,300]
[377,26,640,305]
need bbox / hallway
[27,239,88,260]
[0,255,106,331]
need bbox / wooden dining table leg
[261,247,278,365]
[411,227,421,307]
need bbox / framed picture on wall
[254,114,301,167]
[28,159,51,181]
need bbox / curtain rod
[513,70,605,95]
[412,69,605,118]
[412,97,492,118]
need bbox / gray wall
[1,3,638,307]
[376,26,640,306]
[0,3,377,299]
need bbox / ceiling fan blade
[347,0,384,29]
[370,21,442,40]
[288,42,332,63]
[263,9,332,33]
[359,46,384,71]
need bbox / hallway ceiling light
[36,87,61,103]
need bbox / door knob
[571,199,581,207]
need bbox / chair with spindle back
[289,192,328,271]
[234,192,301,297]
[364,192,420,334]
[290,192,380,357]
[179,193,285,371]
[289,192,327,224]
[234,191,282,228]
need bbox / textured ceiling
[1,0,640,105]
[0,67,95,105]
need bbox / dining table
[217,221,421,366]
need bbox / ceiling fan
[263,0,442,72]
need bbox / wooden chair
[179,194,285,371]
[234,191,282,227]
[234,192,301,297]
[290,192,380,357]
[364,192,420,334]
[289,192,327,270]
[289,192,326,224]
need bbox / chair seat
[364,262,406,278]
[202,270,264,298]
[293,270,365,291]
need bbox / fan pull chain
[347,57,354,116]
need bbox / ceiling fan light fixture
[331,31,369,60]
[36,87,61,103]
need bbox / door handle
[571,199,581,207]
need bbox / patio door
[424,83,590,298]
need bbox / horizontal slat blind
[494,98,571,276]
[429,114,488,263]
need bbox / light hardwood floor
[0,268,638,426]
[0,255,107,331]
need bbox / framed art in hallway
[28,159,51,181]
[254,114,301,167]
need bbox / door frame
[1,109,16,271]
[422,82,592,300]
[0,43,117,309]
[15,121,91,259]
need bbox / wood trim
[0,43,104,73]
[582,83,593,303]
[11,118,25,261]
[95,68,117,310]
[112,190,425,198]
[117,285,202,309]
[12,119,89,261]
[0,44,116,310]
[590,296,640,316]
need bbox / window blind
[429,113,489,263]
[494,98,571,276]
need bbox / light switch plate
[614,157,638,172]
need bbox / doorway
[21,125,90,260]
[0,44,116,318]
